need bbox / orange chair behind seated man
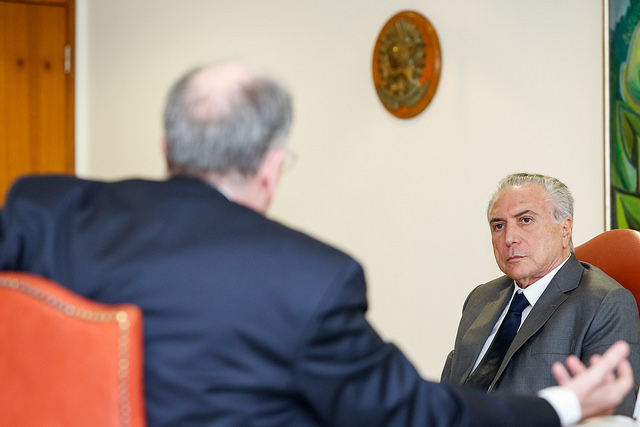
[0,271,146,427]
[574,228,640,313]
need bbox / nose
[504,224,518,247]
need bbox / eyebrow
[514,209,536,218]
[489,209,536,224]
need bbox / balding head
[187,62,259,120]
[163,61,293,180]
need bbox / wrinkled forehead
[490,184,553,217]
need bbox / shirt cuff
[537,386,581,426]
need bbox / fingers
[565,341,633,420]
[551,343,626,385]
[585,341,630,382]
[550,341,634,421]
[554,341,631,392]
[590,354,616,386]
[553,346,622,387]
[552,361,572,385]
[579,358,634,420]
[552,355,588,386]
[613,358,634,392]
[565,355,588,376]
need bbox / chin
[505,269,527,282]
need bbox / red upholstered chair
[0,271,146,427]
[574,228,640,313]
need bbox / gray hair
[487,173,574,248]
[163,63,293,178]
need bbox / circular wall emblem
[372,10,442,119]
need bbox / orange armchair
[574,228,640,312]
[0,271,146,427]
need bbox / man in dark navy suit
[0,61,633,426]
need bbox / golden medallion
[372,11,442,119]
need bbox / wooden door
[0,0,74,204]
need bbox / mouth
[507,255,524,263]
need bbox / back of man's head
[163,61,293,180]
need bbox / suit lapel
[453,280,513,383]
[493,254,584,385]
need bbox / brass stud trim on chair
[0,277,134,427]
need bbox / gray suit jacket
[441,254,640,415]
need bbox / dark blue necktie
[465,291,530,390]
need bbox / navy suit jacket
[0,175,561,426]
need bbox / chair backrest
[574,228,640,313]
[0,271,146,427]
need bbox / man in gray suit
[441,172,640,415]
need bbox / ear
[245,147,286,214]
[160,136,170,170]
[160,136,167,156]
[259,146,286,202]
[560,216,573,247]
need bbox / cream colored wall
[75,0,605,380]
